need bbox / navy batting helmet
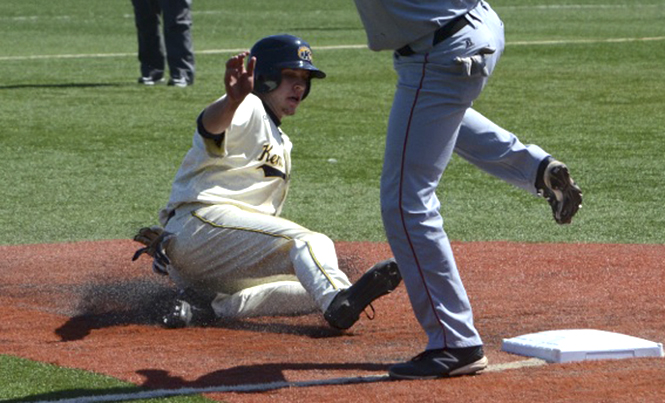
[250,34,326,99]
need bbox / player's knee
[290,231,335,253]
[308,232,335,251]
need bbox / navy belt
[396,14,470,57]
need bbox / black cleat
[539,159,583,225]
[389,346,488,380]
[162,299,194,329]
[161,289,216,329]
[324,258,401,330]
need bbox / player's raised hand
[224,52,255,103]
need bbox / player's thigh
[165,204,302,293]
[193,203,327,242]
[384,59,470,206]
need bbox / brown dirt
[1,240,664,402]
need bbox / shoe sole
[544,164,582,224]
[324,259,401,329]
[138,78,165,86]
[162,300,193,329]
[388,356,489,380]
[449,356,489,377]
[168,79,189,87]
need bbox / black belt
[396,14,470,57]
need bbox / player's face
[262,68,311,119]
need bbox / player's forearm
[201,95,243,135]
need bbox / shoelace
[363,303,376,320]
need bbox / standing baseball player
[133,34,401,330]
[130,0,195,86]
[351,1,583,379]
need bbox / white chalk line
[1,36,664,62]
[2,3,660,21]
[32,358,547,403]
[484,357,547,372]
[509,36,665,46]
[497,4,658,10]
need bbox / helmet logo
[297,46,313,62]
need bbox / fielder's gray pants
[381,0,549,351]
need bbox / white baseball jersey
[159,93,292,225]
[158,92,351,318]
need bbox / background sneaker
[137,76,165,86]
[167,77,191,87]
[162,299,193,328]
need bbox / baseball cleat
[162,299,194,329]
[161,290,217,329]
[388,346,488,380]
[323,258,401,330]
[539,159,582,225]
[132,226,175,276]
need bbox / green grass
[1,0,664,400]
[0,355,212,402]
[2,0,664,245]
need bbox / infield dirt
[1,240,664,402]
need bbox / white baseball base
[501,329,664,363]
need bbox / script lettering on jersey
[258,144,286,179]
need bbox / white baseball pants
[163,203,351,318]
